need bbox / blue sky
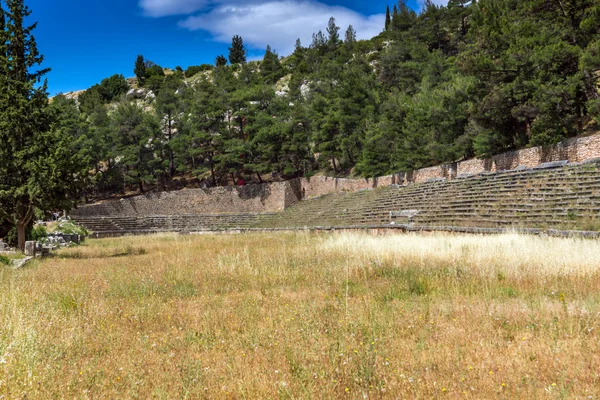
[24,0,443,95]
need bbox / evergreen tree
[228,35,247,64]
[173,79,227,185]
[134,55,146,85]
[112,102,162,193]
[261,45,283,84]
[215,54,227,67]
[392,0,416,31]
[156,74,186,178]
[344,25,357,49]
[311,30,327,56]
[385,5,391,31]
[392,4,399,29]
[326,17,340,49]
[0,0,86,250]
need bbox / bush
[146,64,165,79]
[97,74,129,102]
[588,98,600,125]
[6,225,34,248]
[78,86,103,114]
[0,255,10,265]
[55,221,89,236]
[185,64,214,78]
[30,225,48,241]
[146,75,165,94]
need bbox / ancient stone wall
[298,174,405,199]
[70,183,289,217]
[72,132,600,218]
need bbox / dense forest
[50,0,600,196]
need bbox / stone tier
[73,161,600,236]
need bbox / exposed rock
[300,81,311,98]
[24,241,36,257]
[127,88,147,99]
[12,257,33,269]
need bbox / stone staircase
[73,161,600,237]
[259,161,600,230]
[73,213,276,238]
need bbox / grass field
[1,232,600,398]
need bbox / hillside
[48,0,600,201]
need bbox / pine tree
[156,75,186,178]
[344,25,357,49]
[385,5,391,31]
[112,102,162,193]
[134,55,146,85]
[261,45,283,84]
[215,54,227,67]
[228,35,247,65]
[327,17,340,49]
[392,4,399,30]
[0,0,86,250]
[392,0,416,32]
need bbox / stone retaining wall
[72,132,600,218]
[70,182,292,217]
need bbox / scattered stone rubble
[1,231,85,269]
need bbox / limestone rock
[24,241,36,257]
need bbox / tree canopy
[0,0,86,250]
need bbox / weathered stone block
[24,241,36,257]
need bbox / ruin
[70,132,600,237]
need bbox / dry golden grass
[1,232,600,399]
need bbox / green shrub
[185,64,214,78]
[30,225,48,241]
[55,221,89,236]
[0,255,10,265]
[5,224,33,248]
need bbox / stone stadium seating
[73,161,600,236]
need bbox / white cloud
[177,0,384,55]
[139,0,211,17]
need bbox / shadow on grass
[56,245,148,259]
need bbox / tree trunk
[210,161,217,186]
[256,172,263,184]
[17,221,27,252]
[16,206,35,252]
[139,181,144,194]
[168,112,175,178]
